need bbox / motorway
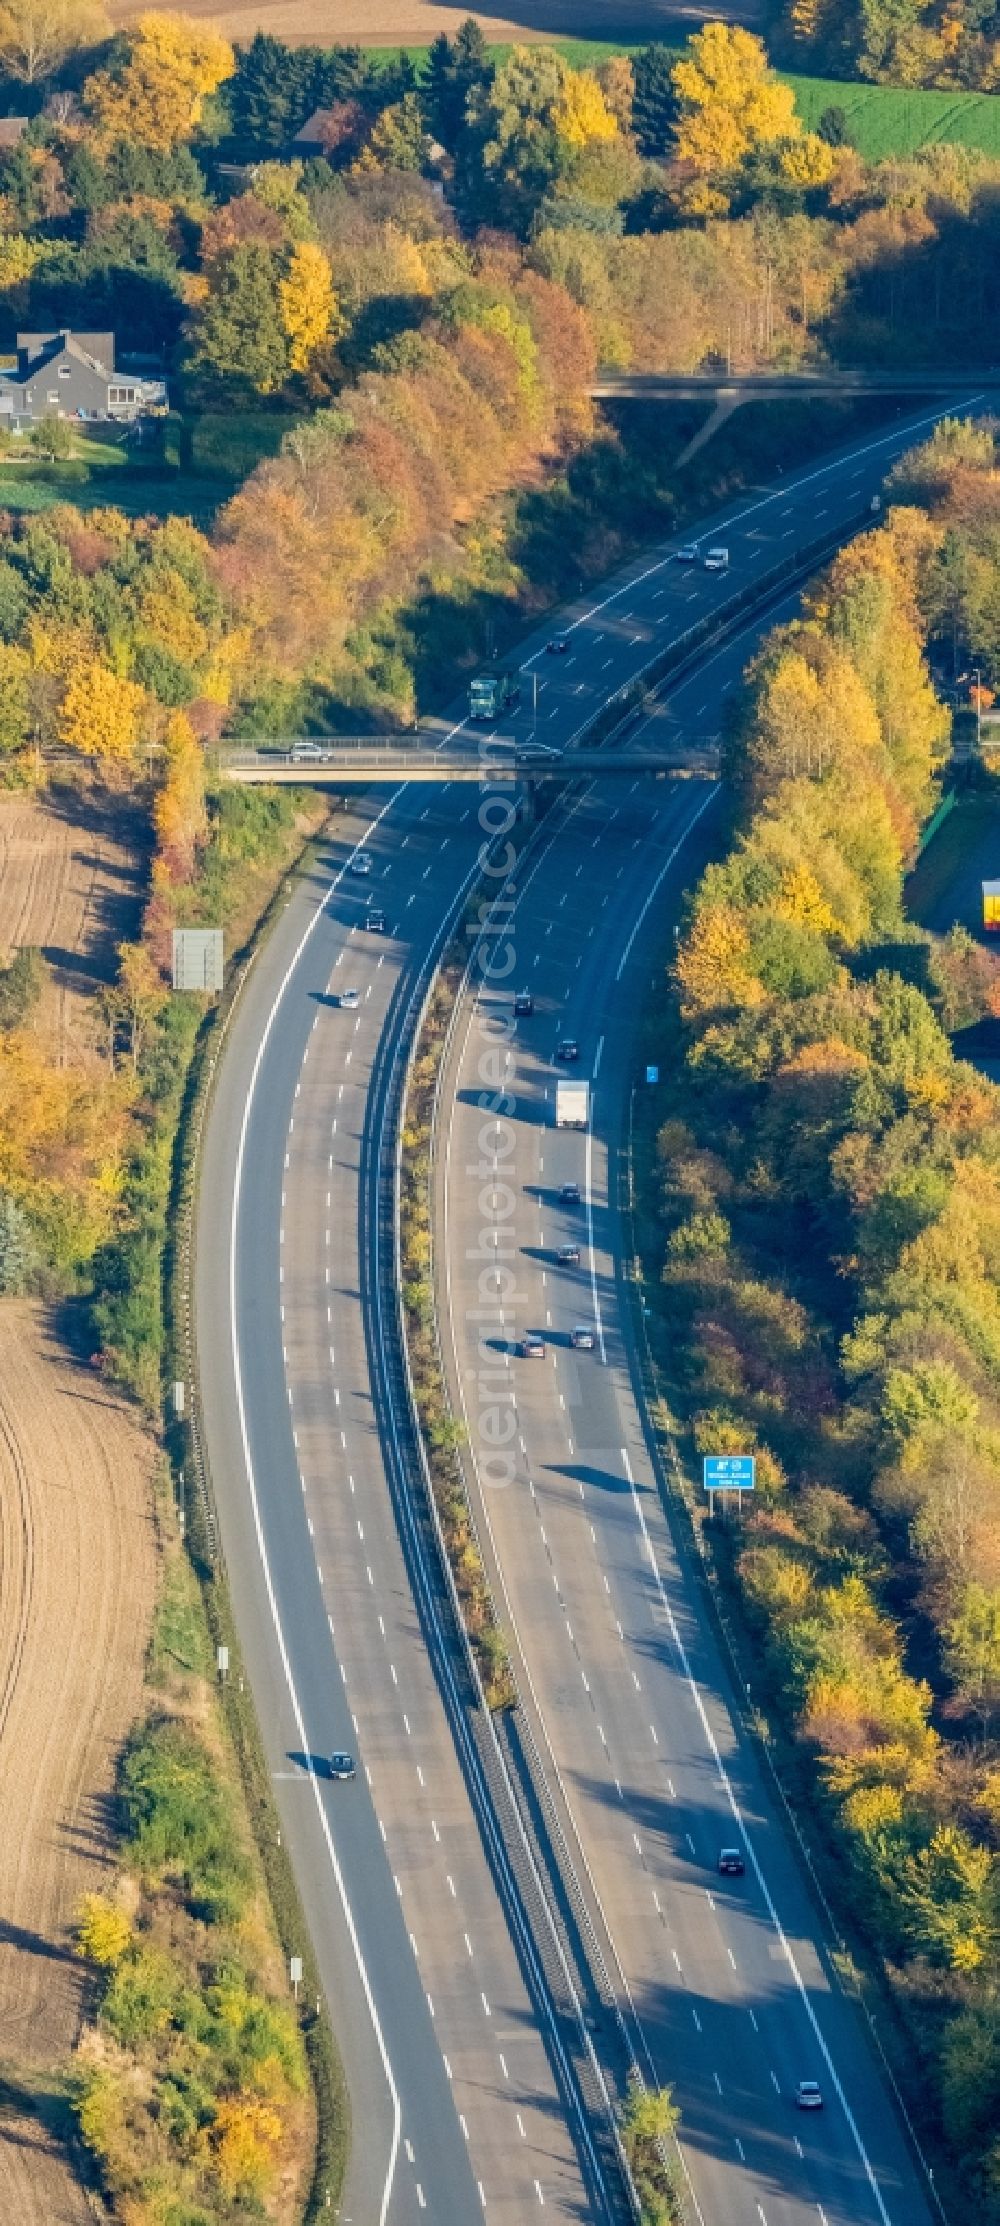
[193,396,976,2226]
[436,755,936,2226]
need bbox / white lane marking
[619,1463,893,2225]
[584,1121,606,1364]
[229,799,407,2226]
[616,790,718,982]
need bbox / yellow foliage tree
[58,657,146,761]
[153,710,207,885]
[672,25,801,206]
[676,903,765,1016]
[0,230,54,287]
[279,240,338,375]
[553,67,619,152]
[75,1892,133,1967]
[775,861,839,936]
[84,11,234,153]
[780,131,836,188]
[210,2095,284,2197]
[0,0,107,82]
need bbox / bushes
[75,1570,313,2222]
[120,1718,253,1924]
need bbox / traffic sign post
[703,1453,755,1518]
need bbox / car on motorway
[290,741,329,761]
[554,1038,580,1063]
[675,542,701,562]
[703,546,730,572]
[718,1847,745,1876]
[557,1243,581,1265]
[795,2082,823,2111]
[514,990,534,1016]
[546,633,571,654]
[340,988,360,1010]
[328,1751,356,1780]
[520,1331,546,1358]
[353,851,373,875]
[365,907,386,932]
[570,1324,595,1350]
[558,1182,581,1205]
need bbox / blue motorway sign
[703,1454,755,1491]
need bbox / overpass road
[193,396,972,2226]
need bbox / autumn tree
[671,25,804,214]
[0,641,29,754]
[353,91,429,174]
[58,657,146,762]
[114,939,167,1068]
[152,711,207,885]
[84,12,235,154]
[0,0,107,82]
[75,1893,133,1967]
[459,46,572,234]
[279,238,338,372]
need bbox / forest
[658,413,1000,2215]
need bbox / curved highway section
[194,399,973,2226]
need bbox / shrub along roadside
[73,1474,315,2225]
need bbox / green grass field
[0,413,304,522]
[785,72,1000,158]
[365,39,1000,160]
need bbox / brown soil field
[109,0,759,47]
[0,784,144,1057]
[0,1303,156,2223]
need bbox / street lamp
[973,665,983,759]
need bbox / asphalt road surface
[194,395,976,2225]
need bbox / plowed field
[0,1305,155,2220]
[0,785,143,1055]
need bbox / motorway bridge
[220,741,721,782]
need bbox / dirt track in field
[110,0,760,46]
[0,1305,156,2222]
[0,785,144,1057]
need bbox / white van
[703,547,729,572]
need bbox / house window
[46,391,58,402]
[58,364,71,378]
[108,385,137,405]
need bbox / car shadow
[287,1749,336,1779]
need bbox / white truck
[556,1079,590,1130]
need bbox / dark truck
[469,669,520,721]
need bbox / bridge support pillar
[675,390,746,468]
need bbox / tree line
[661,415,1000,2211]
[776,0,1000,92]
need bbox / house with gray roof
[0,331,167,428]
